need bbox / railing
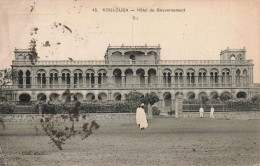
[0,83,248,90]
[12,60,253,66]
[109,45,160,48]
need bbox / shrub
[251,95,260,104]
[0,102,15,114]
[152,106,161,115]
[226,98,258,111]
[220,93,232,101]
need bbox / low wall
[0,113,137,123]
[180,111,260,119]
[1,112,260,122]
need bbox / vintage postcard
[0,0,260,165]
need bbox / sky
[0,0,259,82]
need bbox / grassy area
[0,117,259,166]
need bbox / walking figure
[210,105,215,118]
[199,105,204,118]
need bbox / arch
[113,69,122,86]
[113,93,122,101]
[175,92,184,97]
[86,93,95,101]
[198,92,207,99]
[19,93,31,103]
[236,69,241,75]
[147,51,157,56]
[210,92,219,99]
[187,92,195,99]
[74,93,83,102]
[237,91,247,98]
[210,68,219,74]
[18,70,23,87]
[130,55,135,61]
[186,68,196,74]
[237,54,242,60]
[73,69,83,74]
[25,70,31,87]
[230,54,236,60]
[36,69,46,74]
[125,69,134,85]
[50,93,59,102]
[163,92,172,107]
[148,68,156,85]
[162,68,171,74]
[174,68,183,73]
[98,93,107,101]
[220,91,232,100]
[243,69,247,75]
[136,68,145,85]
[18,54,24,59]
[221,68,230,73]
[113,69,122,76]
[49,69,59,74]
[98,69,107,74]
[198,68,207,74]
[37,93,47,101]
[86,69,95,74]
[112,51,123,56]
[62,93,71,102]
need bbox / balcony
[1,83,247,91]
[12,60,253,66]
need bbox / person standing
[210,105,215,118]
[136,103,148,130]
[136,104,142,127]
[199,105,204,118]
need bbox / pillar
[83,74,86,88]
[22,76,26,88]
[195,75,198,87]
[122,75,125,87]
[46,76,50,88]
[94,75,98,88]
[70,75,74,88]
[231,67,236,87]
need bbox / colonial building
[1,45,259,112]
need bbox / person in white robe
[199,105,204,118]
[136,105,142,126]
[136,103,148,130]
[210,105,214,118]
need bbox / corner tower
[220,47,246,61]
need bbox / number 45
[92,8,98,12]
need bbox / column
[77,74,80,88]
[182,73,186,87]
[165,74,168,87]
[231,67,236,87]
[46,76,50,88]
[23,76,26,88]
[122,75,125,87]
[70,75,74,88]
[133,74,137,87]
[195,75,198,87]
[58,75,62,88]
[107,74,113,88]
[83,74,86,88]
[101,74,104,88]
[94,75,98,88]
[218,75,221,87]
[171,75,175,87]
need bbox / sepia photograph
[0,0,260,165]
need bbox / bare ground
[0,117,259,166]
